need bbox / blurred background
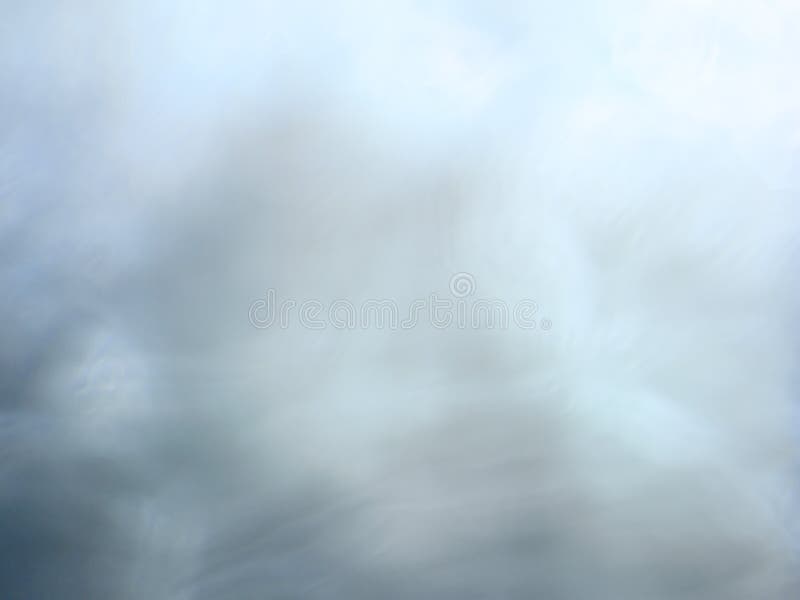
[1,1,799,598]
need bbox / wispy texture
[1,1,798,599]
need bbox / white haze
[1,1,799,598]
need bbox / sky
[1,1,799,599]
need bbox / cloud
[1,2,798,598]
